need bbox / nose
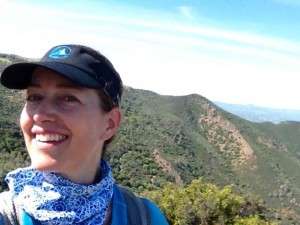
[32,100,57,123]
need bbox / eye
[26,94,42,102]
[63,96,79,102]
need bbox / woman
[0,44,168,225]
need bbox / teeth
[36,134,67,142]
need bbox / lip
[32,126,68,136]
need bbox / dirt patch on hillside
[199,103,253,167]
[153,149,183,186]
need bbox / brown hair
[79,45,122,106]
[81,46,123,157]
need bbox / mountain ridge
[1,53,300,223]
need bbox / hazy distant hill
[1,53,300,223]
[215,101,300,124]
[0,53,28,71]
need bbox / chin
[30,159,60,173]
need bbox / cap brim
[1,62,104,90]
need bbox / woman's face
[20,67,121,184]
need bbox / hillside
[109,88,300,221]
[1,53,300,223]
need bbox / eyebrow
[27,82,85,90]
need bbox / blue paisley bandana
[5,160,114,225]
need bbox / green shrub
[142,178,277,225]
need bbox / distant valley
[215,101,300,124]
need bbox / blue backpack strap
[118,186,151,225]
[118,185,169,225]
[142,199,169,225]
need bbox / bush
[142,178,277,225]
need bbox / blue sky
[1,0,300,109]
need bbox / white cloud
[1,0,300,109]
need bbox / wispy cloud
[178,6,195,19]
[61,8,300,56]
[2,0,300,68]
[3,0,300,64]
[2,0,300,109]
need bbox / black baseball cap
[0,44,122,106]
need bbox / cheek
[20,107,32,138]
[19,112,32,154]
[76,109,109,139]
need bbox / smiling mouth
[35,134,68,142]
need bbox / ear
[100,107,122,141]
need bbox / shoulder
[0,191,15,225]
[0,192,7,225]
[0,191,12,201]
[0,191,14,211]
[0,191,38,225]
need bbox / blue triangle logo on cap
[49,46,71,59]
